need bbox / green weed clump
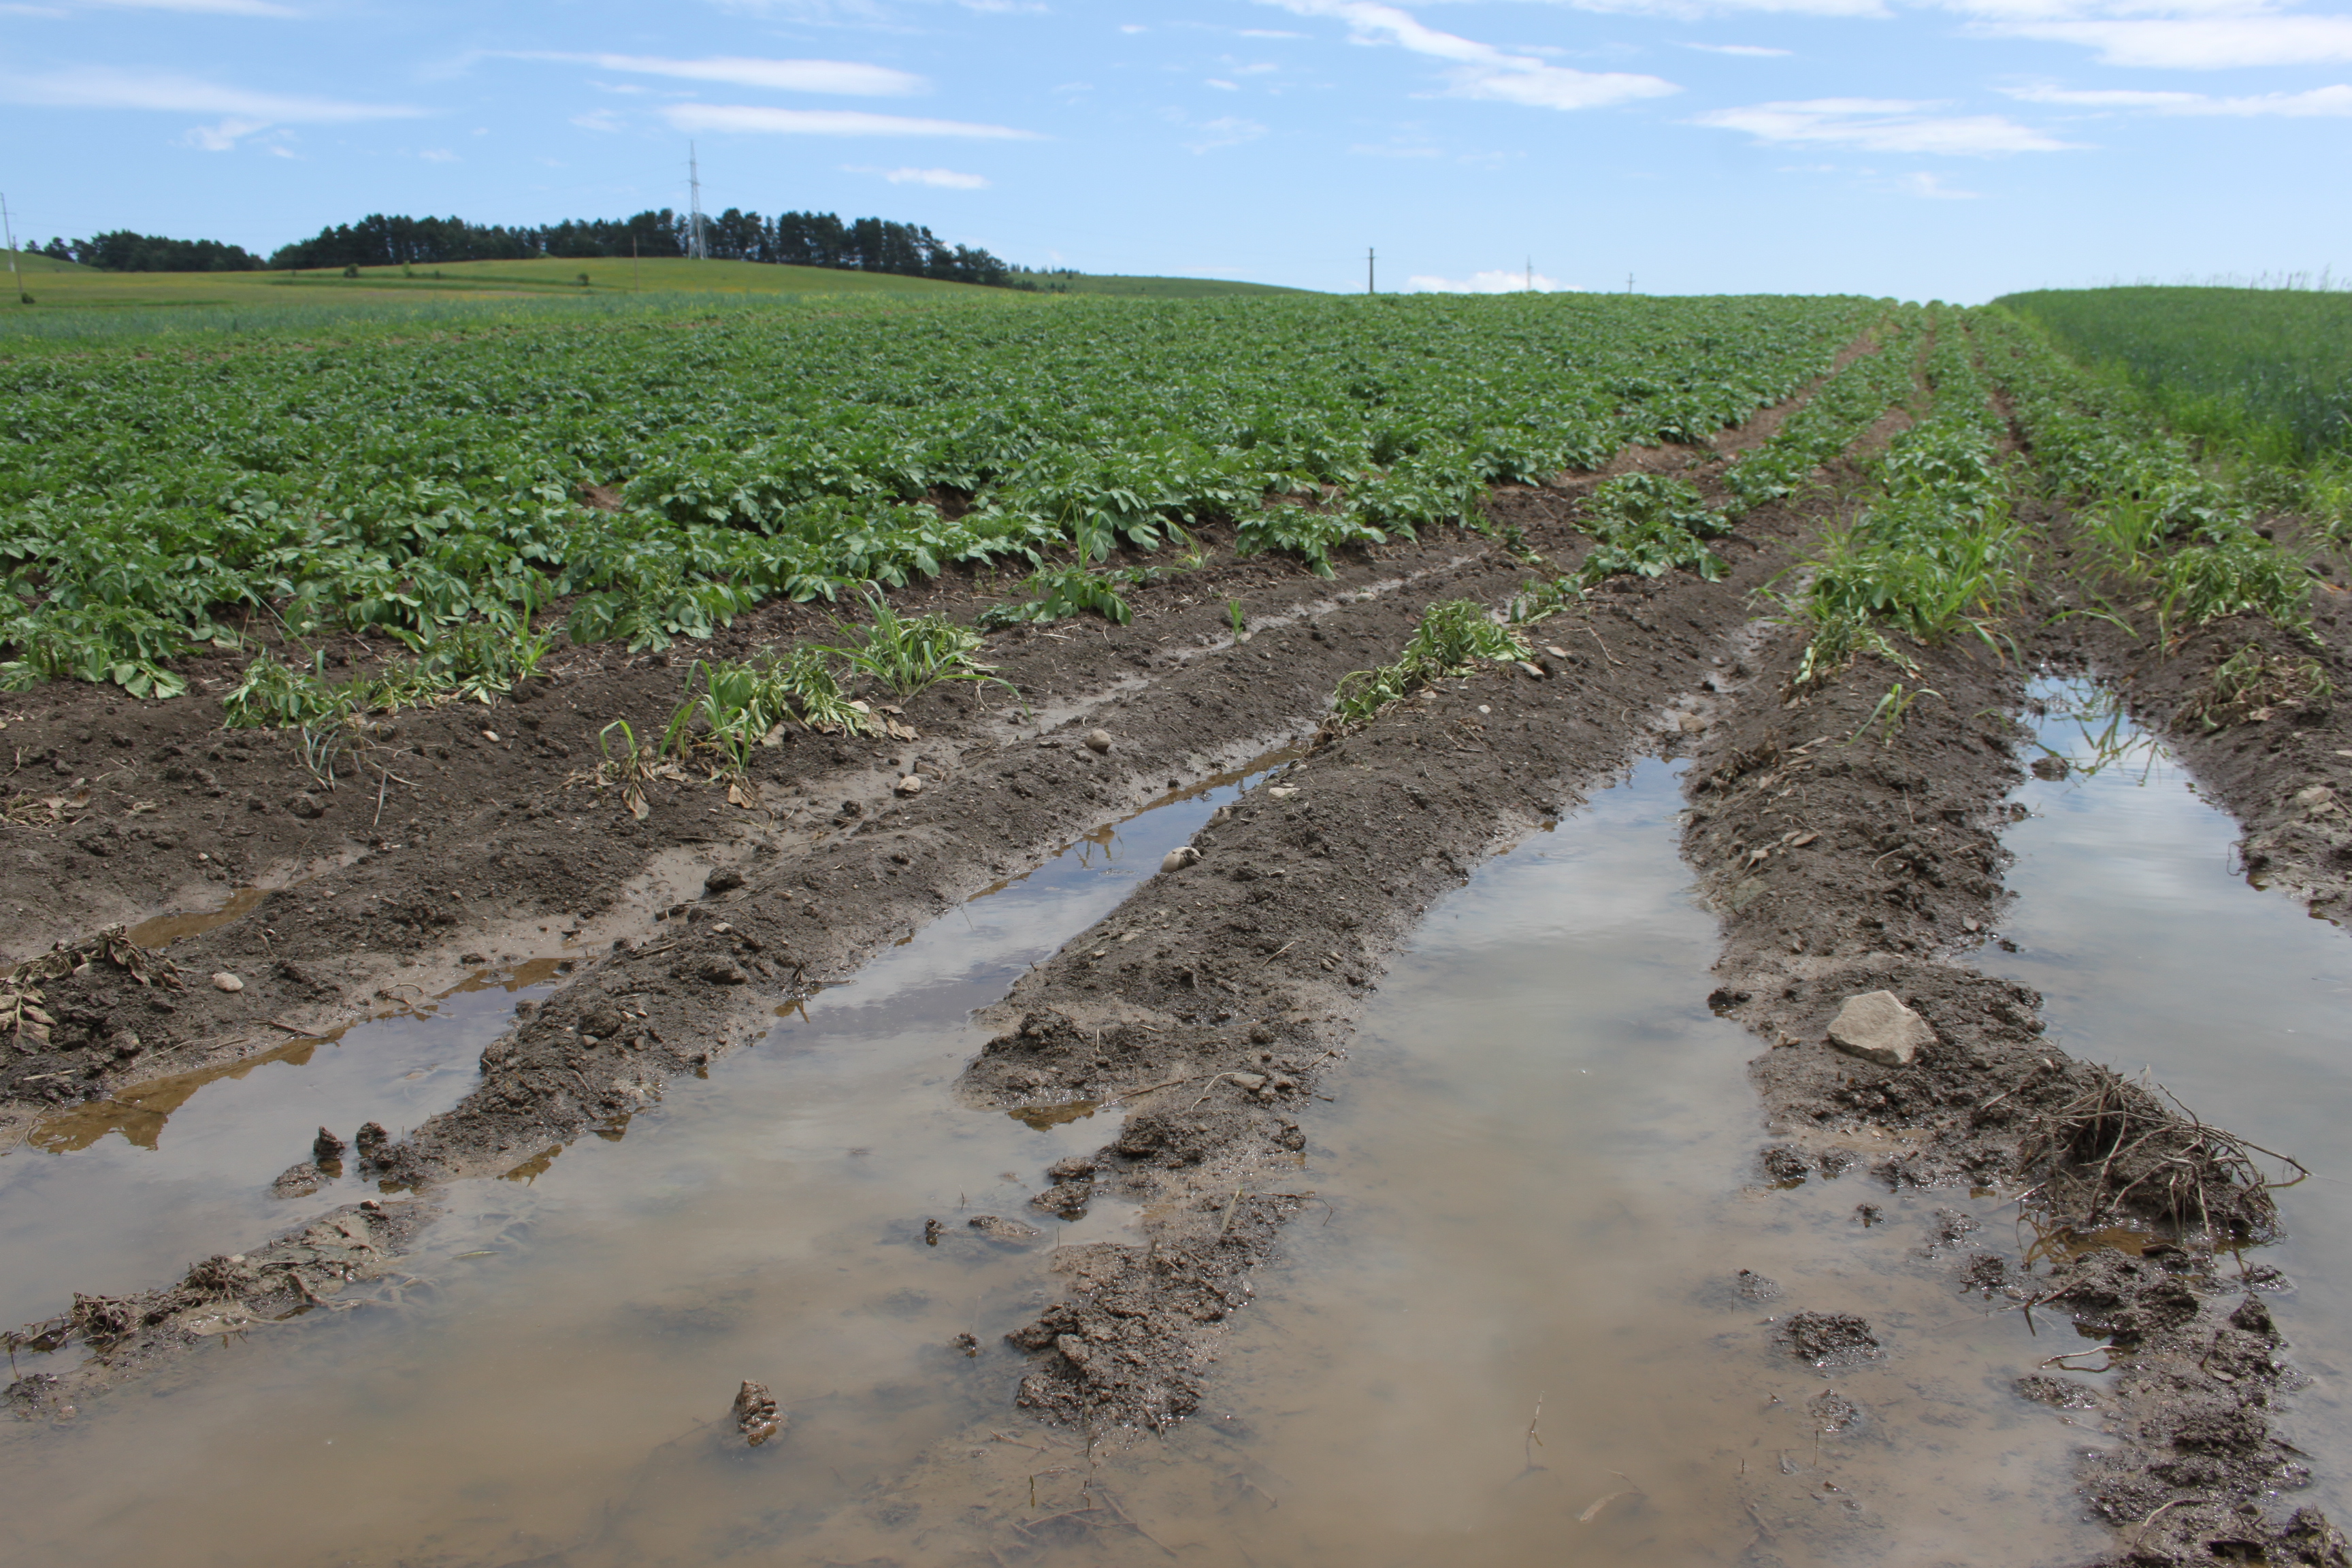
[1330,600,1529,725]
[820,591,1015,702]
[218,605,552,728]
[2178,644,2334,729]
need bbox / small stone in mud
[923,1219,943,1245]
[1855,1203,1883,1226]
[1827,990,1937,1067]
[287,793,327,819]
[704,867,745,897]
[700,960,750,985]
[968,1215,1043,1243]
[1760,1145,1812,1183]
[732,1379,784,1446]
[953,1332,979,1357]
[1784,1311,1881,1365]
[211,972,244,993]
[353,1122,389,1164]
[1960,1254,2014,1298]
[1084,730,1113,755]
[1161,845,1202,874]
[1735,1269,1784,1303]
[312,1126,346,1165]
[1045,1156,1097,1182]
[270,1162,327,1198]
[893,773,924,796]
[2031,754,2070,781]
[1817,1149,1857,1179]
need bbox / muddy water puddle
[0,758,1289,1567]
[0,965,562,1327]
[1985,678,2352,1512]
[898,761,2107,1567]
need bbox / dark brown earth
[8,329,2351,1565]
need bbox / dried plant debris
[2020,1065,2304,1243]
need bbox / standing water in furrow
[823,760,2108,1567]
[0,762,1284,1567]
[1987,679,2352,1517]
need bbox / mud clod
[1782,1311,1881,1366]
[968,1215,1042,1244]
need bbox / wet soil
[12,329,2352,1564]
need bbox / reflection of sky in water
[1991,678,2352,1492]
[0,758,1282,1568]
[0,972,546,1326]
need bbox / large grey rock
[1827,990,1937,1066]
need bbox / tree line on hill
[34,208,1024,288]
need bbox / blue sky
[2,0,2348,301]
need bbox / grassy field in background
[1997,286,2352,461]
[0,252,1312,316]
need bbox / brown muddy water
[5,700,2343,1567]
[1985,679,2352,1517]
[0,964,563,1327]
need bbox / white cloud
[2005,81,2352,114]
[517,53,926,96]
[845,163,992,186]
[0,65,421,122]
[571,108,624,132]
[1684,42,1795,54]
[180,114,268,150]
[1994,15,2352,66]
[1352,140,1444,154]
[1409,269,1575,292]
[419,146,459,161]
[1692,97,2080,152]
[664,104,1041,137]
[1269,0,1679,111]
[1207,77,1241,88]
[1895,170,1981,197]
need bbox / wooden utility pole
[1367,246,1375,295]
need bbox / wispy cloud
[1684,42,1794,54]
[1165,111,1268,151]
[1409,268,1574,292]
[664,103,1041,137]
[2004,81,2352,115]
[513,52,926,96]
[845,163,992,186]
[571,108,624,132]
[1692,97,2079,153]
[1993,16,2352,67]
[0,65,422,123]
[182,114,268,150]
[1269,0,1678,112]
